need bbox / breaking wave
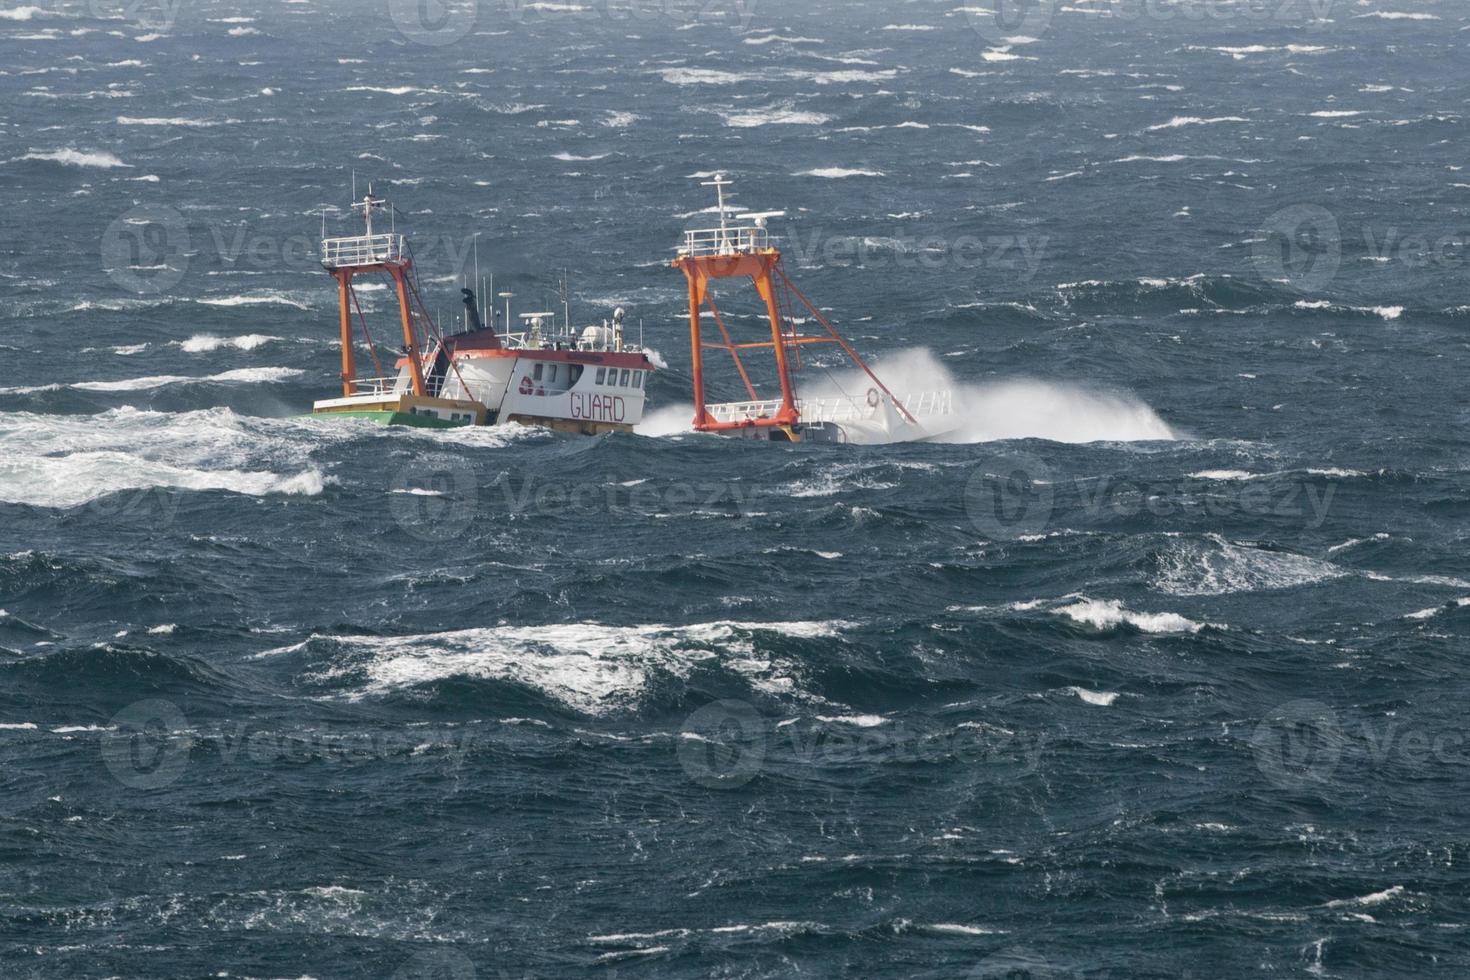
[0,407,328,508]
[262,620,848,714]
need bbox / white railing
[707,398,785,424]
[345,375,403,397]
[896,390,953,418]
[321,234,406,269]
[707,390,954,426]
[678,225,771,258]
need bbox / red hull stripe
[454,349,654,369]
[397,350,653,371]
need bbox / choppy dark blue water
[3,1,1469,977]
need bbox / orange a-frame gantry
[672,175,915,437]
[320,189,486,399]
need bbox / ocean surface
[2,0,1469,976]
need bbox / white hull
[393,351,652,431]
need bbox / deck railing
[345,375,403,397]
[321,234,406,269]
[677,225,771,258]
[707,390,954,426]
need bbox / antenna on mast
[701,172,735,250]
[560,269,570,335]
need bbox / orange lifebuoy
[519,375,533,395]
[866,387,881,408]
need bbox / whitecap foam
[742,34,822,45]
[1326,886,1405,908]
[1154,534,1346,596]
[1404,597,1470,621]
[1294,300,1403,320]
[923,923,1005,936]
[264,620,847,712]
[0,407,328,508]
[195,292,311,310]
[59,367,303,392]
[18,148,130,168]
[723,107,831,128]
[1147,115,1249,131]
[814,714,887,727]
[659,68,756,86]
[795,167,885,178]
[179,333,280,353]
[117,116,231,127]
[0,452,323,508]
[1189,469,1257,481]
[1052,597,1204,634]
[1066,686,1120,706]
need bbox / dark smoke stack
[461,288,485,333]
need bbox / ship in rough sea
[672,174,956,444]
[311,188,656,433]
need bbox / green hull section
[313,410,470,429]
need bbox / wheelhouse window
[596,367,606,384]
[533,363,544,381]
[620,369,630,387]
[633,371,643,389]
